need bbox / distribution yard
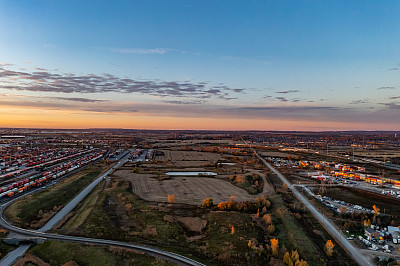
[114,170,256,204]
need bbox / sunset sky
[1,1,400,130]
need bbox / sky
[1,0,400,131]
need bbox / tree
[283,183,288,190]
[339,206,346,214]
[325,240,334,256]
[290,250,299,262]
[263,214,272,225]
[367,219,371,227]
[255,195,270,207]
[256,208,260,218]
[226,200,234,210]
[235,175,245,183]
[283,252,292,265]
[230,195,236,202]
[295,260,308,266]
[168,194,176,204]
[218,202,227,210]
[270,238,279,256]
[202,198,213,208]
[372,205,380,216]
[231,226,235,235]
[267,224,275,234]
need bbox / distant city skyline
[1,1,400,130]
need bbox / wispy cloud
[47,97,107,103]
[389,96,400,100]
[350,99,368,104]
[162,100,204,105]
[275,97,289,102]
[0,64,244,100]
[276,90,299,94]
[377,86,397,90]
[379,102,400,110]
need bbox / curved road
[255,152,373,266]
[0,150,204,266]
[0,212,204,266]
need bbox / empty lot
[114,170,255,205]
[154,150,222,162]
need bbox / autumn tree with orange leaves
[270,238,279,256]
[267,224,275,234]
[218,202,227,210]
[202,198,213,208]
[325,240,335,256]
[168,194,176,204]
[372,205,380,216]
[263,214,272,225]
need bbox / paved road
[0,149,204,266]
[39,149,132,232]
[255,152,373,266]
[0,244,30,265]
[0,216,204,266]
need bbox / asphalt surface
[0,244,30,266]
[0,218,204,266]
[255,152,373,266]
[39,150,131,232]
[0,149,204,266]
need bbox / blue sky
[1,1,400,130]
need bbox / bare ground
[155,150,222,162]
[114,170,258,204]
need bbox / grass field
[201,211,264,265]
[62,179,107,230]
[56,178,270,265]
[0,229,15,259]
[4,163,105,229]
[27,241,175,266]
[270,194,322,265]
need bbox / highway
[254,152,373,266]
[0,149,204,266]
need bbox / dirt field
[259,151,299,158]
[114,170,256,204]
[174,161,209,167]
[154,150,222,162]
[152,139,240,148]
[354,150,400,158]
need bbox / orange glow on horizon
[0,106,396,131]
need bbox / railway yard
[0,130,399,265]
[0,146,105,200]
